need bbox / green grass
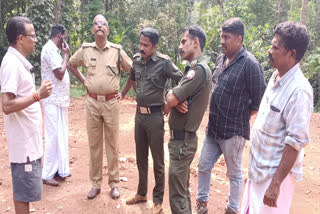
[70,85,87,98]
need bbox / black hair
[221,17,244,41]
[274,21,310,62]
[6,16,32,45]
[140,27,159,46]
[182,25,207,51]
[50,24,66,39]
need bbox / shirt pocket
[260,102,284,135]
[106,63,120,76]
[86,61,96,76]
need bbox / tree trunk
[278,0,285,23]
[300,0,308,25]
[55,0,62,24]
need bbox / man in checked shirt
[241,22,313,214]
[195,18,266,214]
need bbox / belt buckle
[97,95,106,102]
[139,107,150,114]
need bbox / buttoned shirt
[130,51,183,106]
[169,55,212,132]
[0,47,42,163]
[207,46,266,140]
[69,41,132,95]
[41,39,70,107]
[249,63,313,183]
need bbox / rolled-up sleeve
[284,89,313,151]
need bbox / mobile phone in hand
[62,37,66,48]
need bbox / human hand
[38,80,53,99]
[175,100,188,114]
[263,182,280,207]
[62,41,70,56]
[115,92,123,100]
[163,103,171,116]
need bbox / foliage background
[0,0,319,109]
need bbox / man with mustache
[121,27,182,214]
[241,21,313,214]
[165,25,212,214]
[195,18,266,214]
[1,16,53,214]
[68,14,132,200]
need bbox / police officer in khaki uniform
[121,27,182,214]
[68,14,132,200]
[165,25,212,214]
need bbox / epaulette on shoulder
[157,52,170,60]
[109,42,122,49]
[82,42,95,48]
[133,53,141,59]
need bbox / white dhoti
[241,174,295,214]
[42,103,70,180]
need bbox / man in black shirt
[195,18,266,214]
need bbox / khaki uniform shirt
[69,41,132,94]
[130,51,183,106]
[169,55,212,132]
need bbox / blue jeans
[197,134,245,213]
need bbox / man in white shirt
[41,24,71,187]
[241,21,313,214]
[0,16,52,214]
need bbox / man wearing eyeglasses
[68,14,132,200]
[41,24,71,187]
[0,16,53,214]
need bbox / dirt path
[0,97,319,214]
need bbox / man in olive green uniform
[165,25,212,214]
[68,14,132,200]
[121,27,182,213]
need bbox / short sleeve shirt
[130,51,183,106]
[69,41,132,95]
[169,55,212,132]
[41,40,70,107]
[0,47,42,163]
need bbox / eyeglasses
[94,21,108,27]
[22,34,37,39]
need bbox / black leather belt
[137,105,162,114]
[170,130,196,140]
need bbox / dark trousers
[135,111,165,203]
[168,136,198,214]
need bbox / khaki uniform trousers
[86,96,119,189]
[168,136,198,214]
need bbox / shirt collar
[48,39,61,53]
[93,41,111,50]
[8,46,33,72]
[190,54,205,67]
[275,63,300,86]
[223,45,246,66]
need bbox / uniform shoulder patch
[82,42,95,48]
[109,42,122,49]
[157,52,170,60]
[186,70,196,80]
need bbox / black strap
[187,63,208,105]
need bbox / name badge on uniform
[25,164,32,172]
[91,58,96,61]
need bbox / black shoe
[111,186,120,200]
[87,188,101,199]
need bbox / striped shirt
[249,63,313,183]
[207,46,266,140]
